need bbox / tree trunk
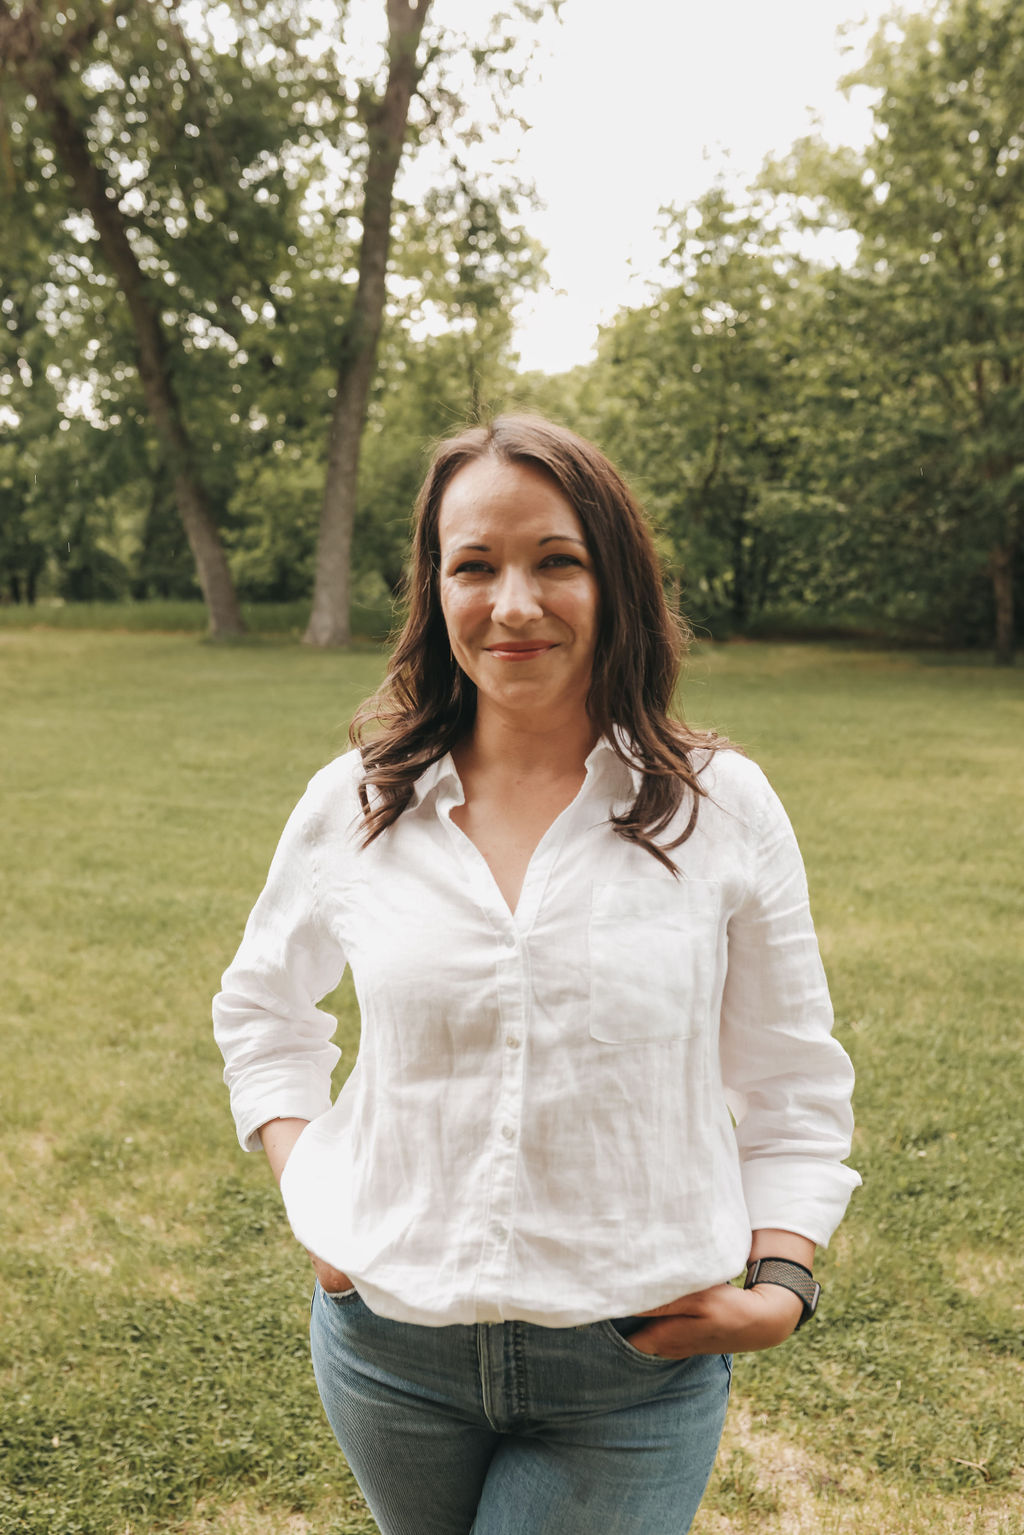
[304,0,431,647]
[990,539,1015,666]
[29,67,244,637]
[730,496,750,630]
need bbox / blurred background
[1,0,1020,662]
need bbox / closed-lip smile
[485,641,556,659]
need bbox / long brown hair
[349,415,727,869]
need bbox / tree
[304,0,558,646]
[0,0,267,634]
[225,229,543,617]
[3,1,553,639]
[304,0,431,647]
[570,190,838,634]
[775,0,1024,662]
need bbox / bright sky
[432,0,914,373]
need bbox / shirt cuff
[233,1087,334,1155]
[741,1156,862,1248]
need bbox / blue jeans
[310,1282,731,1534]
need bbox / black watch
[744,1257,821,1329]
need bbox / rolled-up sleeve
[719,776,860,1245]
[213,791,347,1153]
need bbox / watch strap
[744,1257,821,1329]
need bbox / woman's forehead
[437,456,582,545]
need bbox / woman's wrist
[745,1229,819,1331]
[745,1275,806,1332]
[746,1227,816,1271]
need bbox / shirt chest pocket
[588,878,722,1045]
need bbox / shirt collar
[585,730,643,805]
[407,751,463,810]
[405,729,642,810]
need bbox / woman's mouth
[485,642,556,661]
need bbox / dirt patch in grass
[696,1407,1024,1535]
[953,1247,1024,1309]
[169,1489,376,1535]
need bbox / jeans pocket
[598,1319,681,1366]
[319,1280,360,1307]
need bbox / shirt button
[493,1223,506,1240]
[505,1036,521,1050]
[501,1124,515,1142]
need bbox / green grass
[0,597,395,640]
[1,632,1021,1534]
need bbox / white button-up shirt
[213,737,859,1327]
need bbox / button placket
[472,930,531,1312]
[439,761,600,1317]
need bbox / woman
[213,416,859,1535]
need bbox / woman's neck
[455,702,599,783]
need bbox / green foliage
[3,0,1020,654]
[0,0,550,627]
[552,0,1023,658]
[573,188,841,634]
[766,0,1024,655]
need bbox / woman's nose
[491,566,543,625]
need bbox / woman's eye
[449,553,583,575]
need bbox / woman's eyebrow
[446,533,586,553]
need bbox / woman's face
[437,455,600,726]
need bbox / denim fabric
[310,1282,731,1535]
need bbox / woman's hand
[627,1281,805,1358]
[309,1255,355,1294]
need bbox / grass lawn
[0,598,394,641]
[1,630,1021,1535]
